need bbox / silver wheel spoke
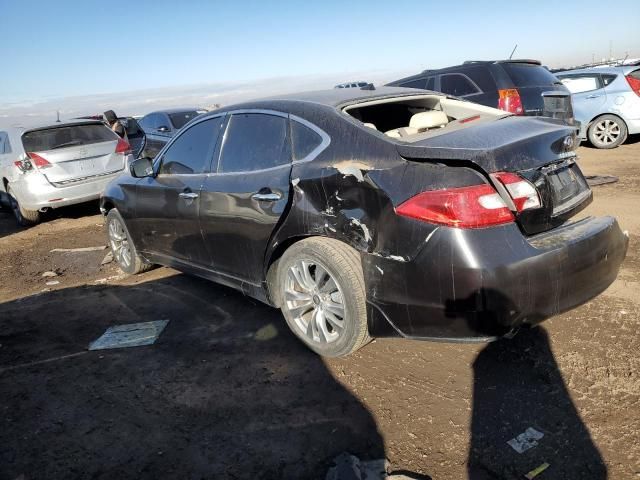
[284,257,347,345]
[285,289,312,302]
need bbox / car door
[140,113,161,158]
[559,74,607,125]
[132,116,224,265]
[199,110,292,286]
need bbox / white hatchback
[0,120,132,225]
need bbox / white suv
[0,120,132,225]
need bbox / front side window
[218,113,289,173]
[559,75,602,94]
[439,74,480,96]
[158,117,223,175]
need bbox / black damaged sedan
[101,87,628,357]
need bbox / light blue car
[556,66,640,148]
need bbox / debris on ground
[585,175,619,186]
[50,246,107,253]
[45,280,60,286]
[88,320,169,350]
[41,271,58,277]
[101,251,114,265]
[326,453,426,480]
[525,462,550,479]
[507,427,545,454]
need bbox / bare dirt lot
[1,140,639,479]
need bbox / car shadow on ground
[0,200,102,239]
[0,274,384,479]
[467,326,607,479]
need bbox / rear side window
[159,117,222,175]
[558,75,603,94]
[0,132,10,154]
[400,78,427,89]
[602,74,617,86]
[169,111,200,129]
[219,113,289,172]
[425,76,435,90]
[22,124,116,152]
[291,120,322,161]
[439,74,480,96]
[501,63,560,87]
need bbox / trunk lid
[397,116,591,235]
[22,123,125,185]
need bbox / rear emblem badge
[563,136,574,149]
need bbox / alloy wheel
[593,119,621,146]
[108,218,132,269]
[284,259,346,344]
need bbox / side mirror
[157,125,170,133]
[130,157,154,178]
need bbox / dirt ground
[1,139,639,480]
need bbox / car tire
[587,114,628,149]
[7,184,40,226]
[106,208,153,275]
[277,237,370,357]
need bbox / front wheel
[588,114,628,149]
[106,208,152,275]
[277,237,370,357]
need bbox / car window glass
[425,76,435,90]
[501,63,560,87]
[400,78,427,89]
[22,124,116,152]
[219,113,289,173]
[169,111,200,129]
[154,114,169,130]
[3,136,11,154]
[158,117,222,175]
[291,120,322,161]
[559,75,602,94]
[439,74,479,96]
[602,74,617,86]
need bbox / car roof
[145,107,202,115]
[555,65,638,75]
[242,86,440,109]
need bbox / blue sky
[1,0,638,107]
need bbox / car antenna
[56,110,61,123]
[508,44,518,60]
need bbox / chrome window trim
[289,114,331,164]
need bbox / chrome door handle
[252,192,282,202]
[179,192,199,199]
[586,95,600,99]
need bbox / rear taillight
[14,159,33,172]
[492,172,541,212]
[625,74,640,97]
[28,152,53,169]
[115,138,132,155]
[498,88,524,115]
[396,184,515,229]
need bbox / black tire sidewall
[278,240,366,357]
[7,185,39,226]
[588,115,627,149]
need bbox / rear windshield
[22,124,116,152]
[501,63,561,87]
[169,111,200,129]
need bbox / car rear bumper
[362,216,629,340]
[11,169,126,210]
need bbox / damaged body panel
[102,87,628,354]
